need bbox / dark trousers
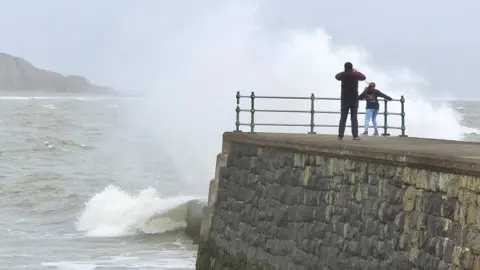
[338,106,359,138]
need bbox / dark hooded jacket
[335,70,366,108]
[358,88,392,110]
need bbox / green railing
[234,91,407,137]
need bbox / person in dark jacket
[334,62,366,140]
[358,82,393,136]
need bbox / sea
[0,95,479,270]
[0,96,204,270]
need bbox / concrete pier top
[222,132,480,175]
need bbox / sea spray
[75,185,194,237]
[94,1,472,189]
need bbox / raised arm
[355,71,366,81]
[358,90,367,100]
[376,90,393,101]
[335,71,345,81]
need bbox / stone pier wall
[196,132,480,270]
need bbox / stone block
[461,175,480,194]
[403,186,416,212]
[458,188,477,205]
[467,204,479,226]
[441,198,456,219]
[394,211,406,232]
[454,202,468,226]
[447,222,468,247]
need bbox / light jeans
[364,109,378,132]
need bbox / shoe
[362,131,368,136]
[337,136,343,140]
[373,131,379,136]
[353,137,360,140]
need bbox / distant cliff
[0,53,116,95]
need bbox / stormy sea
[0,95,478,269]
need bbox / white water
[75,185,194,237]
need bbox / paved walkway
[223,132,480,174]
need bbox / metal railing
[234,91,407,137]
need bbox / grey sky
[0,0,478,98]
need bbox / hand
[352,68,357,72]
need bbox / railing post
[399,95,407,137]
[250,91,255,133]
[382,99,390,136]
[308,93,316,134]
[234,91,241,132]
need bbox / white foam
[75,185,194,237]
[42,104,57,109]
[462,126,479,135]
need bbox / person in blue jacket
[358,82,393,136]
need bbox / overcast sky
[0,0,478,99]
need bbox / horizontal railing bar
[315,124,402,130]
[255,109,310,113]
[313,111,402,116]
[314,110,341,114]
[239,123,310,127]
[240,110,402,116]
[255,96,311,100]
[314,97,339,101]
[312,98,402,102]
[239,95,401,102]
[256,123,311,127]
[239,123,402,130]
[239,110,401,116]
[239,109,310,113]
[240,109,311,113]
